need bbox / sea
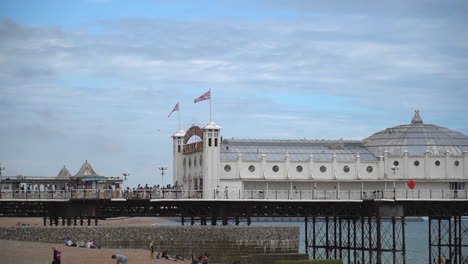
[156,218,468,263]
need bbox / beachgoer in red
[52,247,61,264]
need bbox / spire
[411,110,423,125]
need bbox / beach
[0,239,192,264]
[0,217,193,264]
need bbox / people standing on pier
[112,254,128,264]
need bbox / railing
[0,188,467,201]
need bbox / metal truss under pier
[306,216,405,264]
[429,216,468,264]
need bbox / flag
[168,102,180,118]
[194,90,211,103]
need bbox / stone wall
[0,225,299,263]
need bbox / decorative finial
[411,110,423,125]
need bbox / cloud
[0,6,467,180]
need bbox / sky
[1,0,467,187]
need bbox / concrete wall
[0,225,299,263]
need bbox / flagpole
[178,104,181,130]
[209,89,212,122]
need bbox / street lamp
[158,165,168,188]
[391,165,399,199]
[0,162,5,192]
[122,171,130,181]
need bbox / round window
[435,160,441,166]
[393,161,399,166]
[272,165,279,172]
[343,166,350,173]
[248,165,255,172]
[224,165,231,172]
[455,160,460,167]
[296,165,303,172]
[414,160,420,166]
[367,166,373,173]
[320,166,326,173]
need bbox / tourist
[201,253,209,264]
[112,254,128,264]
[162,248,176,261]
[224,186,228,199]
[149,240,154,258]
[191,255,200,264]
[52,247,61,264]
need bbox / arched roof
[363,111,468,156]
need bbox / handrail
[0,188,466,201]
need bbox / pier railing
[0,188,467,200]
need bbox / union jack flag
[194,90,211,103]
[168,102,180,118]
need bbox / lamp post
[391,165,399,199]
[0,162,5,194]
[122,172,130,181]
[158,165,168,188]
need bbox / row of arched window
[183,155,203,169]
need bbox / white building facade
[173,111,468,199]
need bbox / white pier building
[173,111,468,199]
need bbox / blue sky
[1,0,467,187]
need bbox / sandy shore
[0,216,177,227]
[0,239,192,264]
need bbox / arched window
[178,145,181,153]
[215,138,218,147]
[208,138,212,147]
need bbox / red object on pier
[407,180,416,189]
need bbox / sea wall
[0,225,299,263]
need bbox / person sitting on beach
[191,255,200,264]
[162,249,177,261]
[112,254,128,264]
[156,252,162,259]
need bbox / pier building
[173,111,468,199]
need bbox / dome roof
[363,111,468,156]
